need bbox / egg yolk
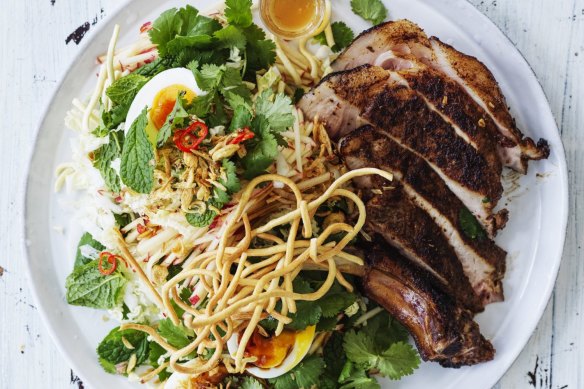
[243,329,297,369]
[150,85,196,130]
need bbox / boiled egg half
[125,68,204,144]
[226,325,316,379]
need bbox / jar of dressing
[260,0,327,39]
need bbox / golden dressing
[269,0,318,33]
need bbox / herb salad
[55,1,422,388]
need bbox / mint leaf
[350,0,388,25]
[157,318,193,349]
[106,74,148,106]
[314,22,355,53]
[97,327,150,375]
[93,128,124,193]
[65,261,127,309]
[120,108,154,194]
[269,355,325,389]
[74,232,105,268]
[225,0,253,28]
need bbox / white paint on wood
[0,0,582,387]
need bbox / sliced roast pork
[332,19,549,173]
[298,65,505,236]
[363,245,495,367]
[340,126,507,304]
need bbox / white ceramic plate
[24,0,569,388]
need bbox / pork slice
[340,126,507,304]
[363,245,495,367]
[362,186,483,312]
[299,65,504,235]
[332,19,550,173]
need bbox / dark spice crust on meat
[362,246,495,368]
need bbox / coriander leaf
[330,22,355,52]
[149,8,184,57]
[459,207,486,240]
[114,213,133,229]
[190,92,215,118]
[286,278,321,330]
[156,92,190,147]
[194,64,225,91]
[377,342,420,380]
[361,310,409,350]
[318,290,357,318]
[93,128,124,193]
[157,318,193,349]
[166,34,214,54]
[120,108,154,194]
[255,90,294,131]
[350,0,388,25]
[241,117,279,179]
[66,261,127,309]
[269,355,325,389]
[240,376,264,389]
[242,24,277,77]
[229,105,253,132]
[97,327,150,375]
[106,74,148,106]
[324,332,346,379]
[221,159,241,193]
[225,92,252,112]
[339,366,381,389]
[215,25,247,50]
[314,22,355,53]
[343,330,377,367]
[225,0,253,28]
[102,104,129,130]
[74,232,105,269]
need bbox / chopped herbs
[97,327,150,374]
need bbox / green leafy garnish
[459,207,486,240]
[186,159,241,228]
[157,318,194,349]
[156,91,190,147]
[338,362,381,389]
[93,128,124,193]
[242,89,294,178]
[225,0,253,28]
[65,261,127,309]
[343,330,420,380]
[350,0,388,25]
[120,108,155,194]
[97,327,150,374]
[74,232,105,269]
[269,355,325,389]
[314,22,355,53]
[106,74,149,107]
[240,376,264,389]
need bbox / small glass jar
[260,0,327,39]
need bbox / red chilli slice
[98,252,118,276]
[173,121,208,153]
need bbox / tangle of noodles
[120,167,392,375]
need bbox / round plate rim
[23,1,569,388]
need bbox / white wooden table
[1,0,582,388]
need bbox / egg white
[125,67,204,132]
[226,325,316,379]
